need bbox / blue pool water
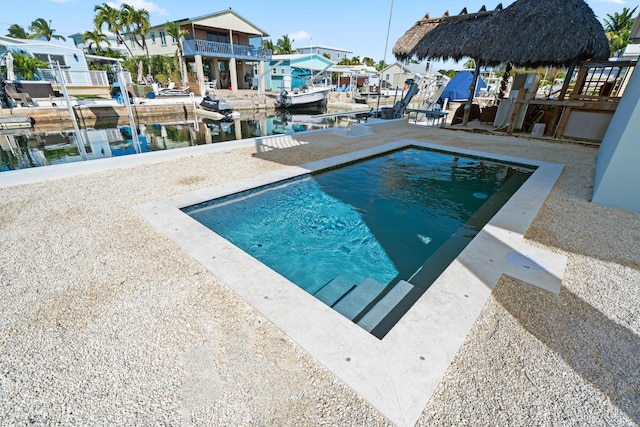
[185,147,534,335]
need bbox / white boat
[275,86,331,109]
[193,108,239,121]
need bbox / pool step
[332,278,386,320]
[357,280,415,332]
[313,276,355,306]
[314,277,415,331]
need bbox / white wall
[592,65,640,213]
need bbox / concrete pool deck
[1,121,639,425]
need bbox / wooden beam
[462,59,482,126]
[507,89,526,134]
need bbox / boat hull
[275,88,330,109]
[194,108,239,120]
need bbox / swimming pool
[136,137,565,426]
[184,147,535,337]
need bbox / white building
[297,45,352,62]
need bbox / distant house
[0,35,111,95]
[297,45,352,62]
[122,8,271,92]
[380,62,432,89]
[265,53,335,92]
[621,11,640,60]
[331,64,378,91]
[69,31,127,57]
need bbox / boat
[275,86,331,109]
[196,94,238,120]
[272,109,332,133]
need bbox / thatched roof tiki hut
[393,0,610,127]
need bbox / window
[159,30,167,46]
[151,32,156,44]
[206,31,229,43]
[172,36,178,45]
[130,36,136,49]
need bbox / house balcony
[182,39,272,62]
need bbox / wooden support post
[462,59,482,126]
[507,89,526,134]
[546,61,577,136]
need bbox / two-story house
[122,8,271,92]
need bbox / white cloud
[288,30,311,42]
[107,0,168,15]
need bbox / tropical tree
[94,3,134,59]
[29,18,66,42]
[604,6,638,56]
[121,4,151,77]
[12,52,47,80]
[464,59,476,69]
[376,60,387,71]
[275,35,295,54]
[337,56,362,66]
[7,24,29,39]
[362,57,375,67]
[262,39,275,52]
[438,69,457,79]
[82,29,110,54]
[165,21,189,86]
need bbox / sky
[1,0,635,69]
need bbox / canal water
[0,110,356,172]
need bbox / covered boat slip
[392,0,621,139]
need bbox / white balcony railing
[37,69,130,87]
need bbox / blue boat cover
[438,71,488,103]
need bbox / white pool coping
[134,140,566,427]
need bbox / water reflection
[0,111,352,172]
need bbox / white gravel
[1,122,638,426]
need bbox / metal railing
[38,69,130,87]
[182,39,272,61]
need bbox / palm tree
[276,35,295,54]
[604,6,638,56]
[82,29,110,54]
[12,52,47,80]
[121,4,152,77]
[7,24,29,39]
[29,18,66,42]
[165,21,189,87]
[262,39,275,53]
[376,60,387,72]
[94,3,134,59]
[362,57,375,67]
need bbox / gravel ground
[1,122,638,426]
